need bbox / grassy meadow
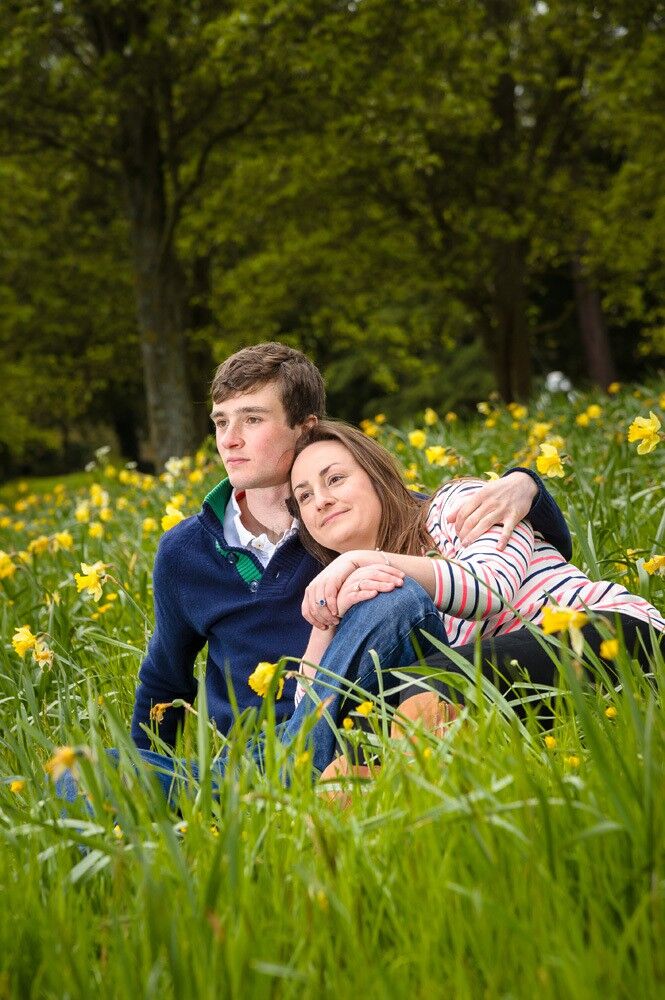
[1,383,664,1000]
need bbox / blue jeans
[56,579,447,804]
[279,577,448,773]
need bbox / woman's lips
[321,509,347,528]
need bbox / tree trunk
[486,241,532,401]
[571,255,616,388]
[121,104,196,469]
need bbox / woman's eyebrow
[292,462,342,492]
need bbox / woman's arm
[428,481,535,617]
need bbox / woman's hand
[336,565,404,617]
[302,551,405,627]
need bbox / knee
[343,576,435,625]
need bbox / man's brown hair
[211,342,325,427]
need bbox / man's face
[210,383,312,490]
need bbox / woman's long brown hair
[288,420,437,566]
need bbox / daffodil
[248,661,284,699]
[10,779,25,794]
[142,517,158,533]
[88,521,104,539]
[627,411,661,454]
[425,445,449,466]
[541,605,588,655]
[359,419,379,438]
[643,554,665,576]
[74,560,107,601]
[599,639,619,660]
[408,429,427,449]
[544,735,557,749]
[52,530,74,551]
[604,706,618,720]
[565,754,580,768]
[444,411,458,423]
[32,640,54,668]
[75,501,91,523]
[162,504,185,532]
[12,625,37,658]
[44,746,78,781]
[575,413,590,427]
[355,700,374,717]
[607,381,621,394]
[423,407,438,426]
[586,404,602,419]
[0,551,17,579]
[374,413,387,425]
[27,535,49,556]
[536,443,565,478]
[342,717,354,730]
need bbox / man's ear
[301,414,318,433]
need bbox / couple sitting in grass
[91,341,662,799]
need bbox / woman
[284,421,664,774]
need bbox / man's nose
[220,424,242,447]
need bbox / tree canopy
[0,0,662,475]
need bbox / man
[131,342,571,753]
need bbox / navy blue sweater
[131,472,570,749]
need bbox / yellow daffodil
[605,706,618,720]
[356,700,374,717]
[142,517,158,533]
[424,407,438,426]
[541,606,588,635]
[565,754,580,768]
[536,443,565,478]
[575,413,590,427]
[99,507,113,523]
[89,484,110,508]
[52,530,74,551]
[32,640,54,668]
[88,521,104,539]
[444,411,458,423]
[643,554,665,576]
[404,463,418,482]
[74,560,107,602]
[530,422,552,441]
[75,501,90,523]
[508,402,528,421]
[116,496,129,511]
[541,605,588,655]
[408,429,427,449]
[248,661,284,699]
[627,411,661,454]
[169,493,186,510]
[359,419,378,437]
[27,535,50,556]
[188,469,204,484]
[12,625,37,658]
[607,381,621,394]
[44,746,78,781]
[374,413,387,424]
[544,735,557,749]
[0,551,17,579]
[342,717,354,730]
[425,445,448,466]
[599,639,619,660]
[586,404,602,419]
[162,505,185,532]
[10,779,25,794]
[477,401,491,415]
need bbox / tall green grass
[0,384,663,999]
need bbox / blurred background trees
[0,0,662,475]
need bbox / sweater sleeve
[130,532,207,750]
[502,467,572,561]
[427,482,535,619]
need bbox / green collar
[204,478,233,526]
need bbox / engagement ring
[318,598,327,607]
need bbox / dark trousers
[397,614,661,717]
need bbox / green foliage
[0,385,664,996]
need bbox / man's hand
[446,472,537,550]
[302,553,405,627]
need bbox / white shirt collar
[228,488,298,561]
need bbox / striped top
[427,480,665,647]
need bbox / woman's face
[290,440,383,553]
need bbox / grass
[0,383,663,999]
